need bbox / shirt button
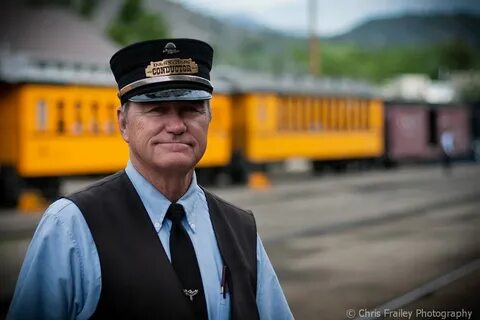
[191,224,195,229]
[154,222,160,231]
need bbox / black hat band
[118,75,211,98]
[118,75,212,98]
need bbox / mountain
[91,0,302,72]
[91,2,480,75]
[2,0,479,82]
[328,13,480,49]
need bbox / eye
[182,101,206,114]
[146,106,168,114]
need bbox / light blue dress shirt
[8,162,293,320]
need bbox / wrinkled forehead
[124,99,210,111]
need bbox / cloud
[174,0,480,36]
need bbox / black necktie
[166,203,208,320]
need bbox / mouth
[161,141,191,146]
[154,141,193,150]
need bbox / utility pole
[308,0,320,76]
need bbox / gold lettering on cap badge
[145,58,199,77]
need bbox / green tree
[438,39,476,72]
[108,0,169,45]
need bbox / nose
[165,111,187,135]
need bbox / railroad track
[353,259,480,320]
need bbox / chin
[152,158,195,173]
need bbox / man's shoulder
[40,198,88,234]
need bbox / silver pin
[183,289,198,301]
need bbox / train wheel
[25,177,61,202]
[42,177,61,201]
[331,161,347,173]
[0,165,22,208]
[196,168,219,186]
[312,160,325,175]
[229,151,249,185]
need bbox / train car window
[308,98,314,131]
[73,102,83,135]
[303,98,309,131]
[349,100,355,131]
[295,97,302,132]
[428,108,438,145]
[325,99,330,131]
[56,101,65,134]
[305,97,310,131]
[352,99,358,131]
[473,105,480,138]
[360,100,366,131]
[336,99,341,131]
[339,100,345,131]
[257,96,268,127]
[335,99,341,131]
[353,100,359,131]
[326,99,332,131]
[344,100,349,131]
[36,99,47,132]
[301,97,306,132]
[285,96,291,131]
[306,98,310,131]
[276,97,281,131]
[296,97,301,132]
[365,101,371,130]
[307,98,312,131]
[312,98,319,131]
[313,98,320,131]
[346,100,352,131]
[105,103,116,134]
[304,98,308,132]
[283,97,288,131]
[316,99,321,131]
[91,103,99,134]
[322,99,328,131]
[293,97,298,132]
[331,98,338,131]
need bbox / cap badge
[145,58,199,77]
[163,42,179,54]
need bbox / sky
[173,0,480,36]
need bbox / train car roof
[0,2,118,86]
[212,66,380,98]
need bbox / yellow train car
[0,83,232,206]
[227,75,384,182]
[233,94,383,161]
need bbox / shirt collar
[124,160,200,232]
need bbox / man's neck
[130,159,193,203]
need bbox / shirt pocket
[217,291,231,320]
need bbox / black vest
[66,171,259,320]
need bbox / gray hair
[120,102,129,113]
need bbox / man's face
[118,100,210,174]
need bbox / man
[440,128,455,175]
[8,39,293,319]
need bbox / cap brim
[128,89,212,102]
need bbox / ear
[117,108,129,142]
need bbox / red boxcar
[385,102,471,163]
